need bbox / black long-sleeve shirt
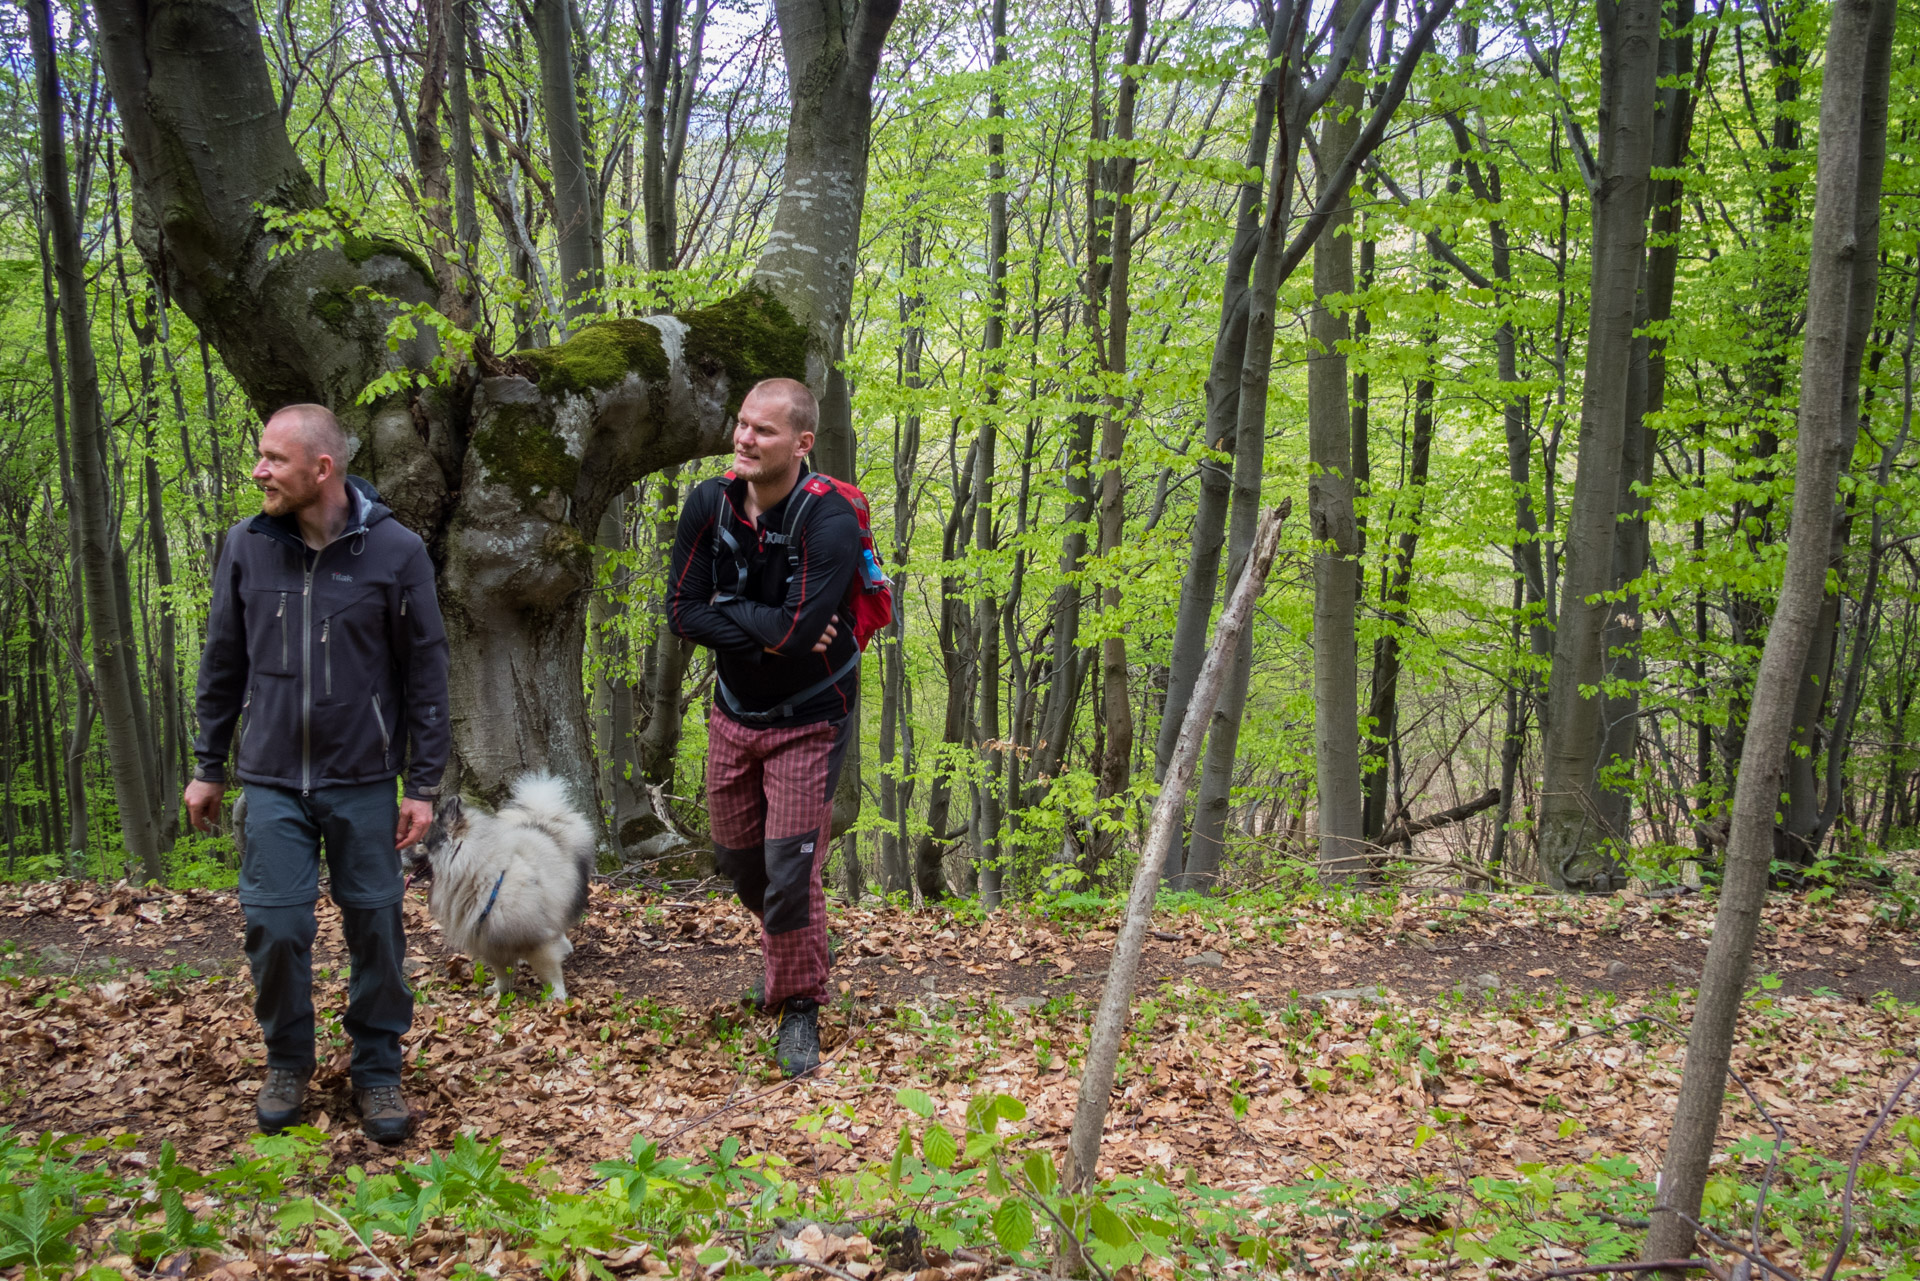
[668,471,861,726]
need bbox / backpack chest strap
[712,484,821,597]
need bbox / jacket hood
[249,475,393,548]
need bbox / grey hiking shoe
[355,1084,415,1145]
[776,997,821,1078]
[256,1067,310,1134]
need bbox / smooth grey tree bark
[1092,0,1149,836]
[916,448,978,902]
[1361,254,1440,848]
[623,0,707,813]
[641,0,705,275]
[1643,0,1893,1260]
[1782,0,1889,861]
[29,207,91,861]
[1150,14,1284,819]
[1596,4,1698,845]
[1535,0,1661,892]
[1308,0,1367,882]
[94,0,901,811]
[1438,72,1551,869]
[635,472,693,787]
[973,0,1010,902]
[879,229,926,897]
[445,0,482,325]
[1182,0,1456,890]
[32,0,164,880]
[530,0,598,322]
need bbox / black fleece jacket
[667,470,861,726]
[193,477,451,799]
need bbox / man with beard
[668,378,860,1077]
[184,403,450,1143]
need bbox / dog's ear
[437,796,464,829]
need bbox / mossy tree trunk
[93,0,898,817]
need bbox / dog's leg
[481,954,512,998]
[528,938,570,1002]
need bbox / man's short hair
[269,403,350,469]
[745,378,818,439]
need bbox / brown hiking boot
[255,1067,310,1134]
[354,1084,415,1145]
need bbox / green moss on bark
[311,287,354,333]
[341,232,436,288]
[680,286,810,412]
[518,319,670,397]
[542,523,592,572]
[471,401,579,506]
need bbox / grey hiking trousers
[239,782,411,1088]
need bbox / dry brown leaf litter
[2,879,1916,1278]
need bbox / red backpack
[717,468,894,650]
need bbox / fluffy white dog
[404,772,595,1000]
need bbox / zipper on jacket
[301,561,314,795]
[371,693,391,768]
[238,685,254,749]
[277,593,288,668]
[321,618,331,696]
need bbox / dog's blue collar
[477,869,506,922]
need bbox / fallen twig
[763,1258,869,1281]
[1015,1175,1114,1281]
[313,1197,398,1281]
[1526,1262,1711,1280]
[1818,1058,1920,1281]
[1656,1207,1800,1281]
[660,1006,870,1146]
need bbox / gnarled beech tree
[91,0,900,813]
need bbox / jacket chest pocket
[311,582,388,705]
[243,588,298,676]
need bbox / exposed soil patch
[6,879,1914,1010]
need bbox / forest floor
[2,876,1917,1278]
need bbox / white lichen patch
[552,394,591,460]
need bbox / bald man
[186,403,450,1144]
[666,378,862,1078]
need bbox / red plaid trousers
[704,710,851,1007]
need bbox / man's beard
[260,484,314,516]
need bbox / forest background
[1,0,1916,915]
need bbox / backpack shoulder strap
[766,475,834,549]
[708,476,750,603]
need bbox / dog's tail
[506,771,597,867]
